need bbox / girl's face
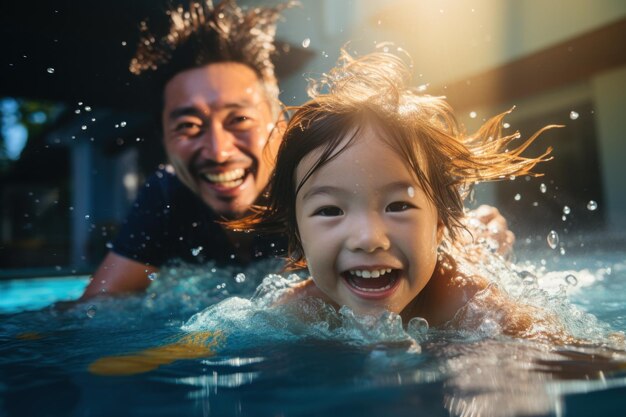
[295,128,442,315]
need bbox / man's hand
[463,205,515,256]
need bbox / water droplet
[469,111,477,119]
[564,274,578,286]
[514,193,521,201]
[563,205,571,215]
[148,272,158,281]
[235,273,246,283]
[587,200,598,211]
[86,305,97,318]
[46,67,55,74]
[301,38,310,48]
[547,230,559,249]
[569,111,579,120]
[191,246,203,256]
[540,183,547,193]
[407,186,415,197]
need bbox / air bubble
[547,230,559,249]
[120,121,127,127]
[191,246,203,256]
[301,38,310,48]
[469,111,477,119]
[564,274,578,286]
[46,67,55,74]
[407,317,429,334]
[587,200,598,211]
[563,205,571,215]
[569,111,579,120]
[503,122,510,129]
[514,193,521,201]
[81,125,87,130]
[235,273,246,283]
[540,183,547,193]
[148,272,158,281]
[86,305,97,318]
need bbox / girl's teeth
[349,268,393,278]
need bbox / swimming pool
[1,251,625,417]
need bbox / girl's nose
[346,214,391,253]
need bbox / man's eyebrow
[168,101,261,120]
[168,106,204,121]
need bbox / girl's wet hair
[129,0,294,109]
[231,49,557,269]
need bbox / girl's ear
[436,219,445,245]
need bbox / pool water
[1,252,625,417]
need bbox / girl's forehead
[295,127,416,182]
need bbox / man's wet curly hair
[230,49,559,269]
[130,0,294,105]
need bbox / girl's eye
[313,206,344,217]
[386,201,415,212]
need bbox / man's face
[162,62,279,218]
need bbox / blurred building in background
[1,0,625,278]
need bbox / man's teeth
[203,168,246,185]
[348,268,393,278]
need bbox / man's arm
[79,252,158,301]
[464,205,515,256]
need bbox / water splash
[183,274,424,350]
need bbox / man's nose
[346,213,391,253]
[200,123,235,163]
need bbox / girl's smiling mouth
[342,268,402,299]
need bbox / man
[79,0,512,300]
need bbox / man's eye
[227,115,255,129]
[174,121,202,135]
[312,206,344,217]
[386,201,415,212]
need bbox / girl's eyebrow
[383,181,421,193]
[301,185,349,201]
[301,181,419,201]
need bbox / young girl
[231,50,567,340]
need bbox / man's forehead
[163,64,272,111]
